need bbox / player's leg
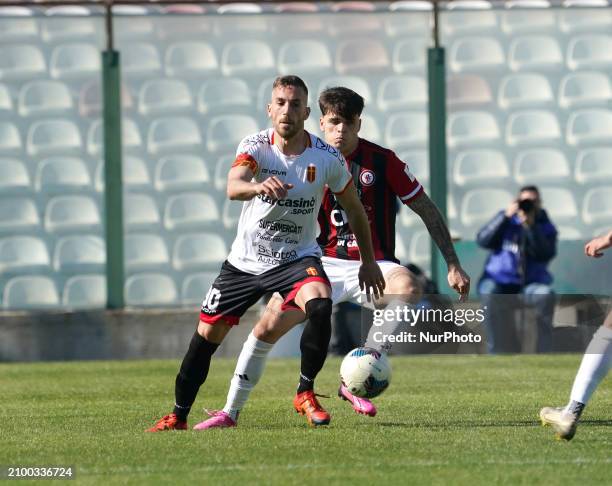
[523,283,555,353]
[540,309,612,440]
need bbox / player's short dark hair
[318,87,364,120]
[272,75,308,97]
[519,185,540,195]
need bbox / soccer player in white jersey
[540,229,612,440]
[147,76,385,431]
[194,87,471,429]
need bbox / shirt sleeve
[387,151,424,204]
[231,134,262,175]
[327,152,352,195]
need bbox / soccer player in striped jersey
[194,86,470,429]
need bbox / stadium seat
[318,76,372,103]
[113,6,155,40]
[272,4,324,35]
[221,41,275,77]
[391,37,429,73]
[206,115,259,153]
[173,233,228,271]
[18,81,74,117]
[124,194,160,230]
[44,195,101,234]
[3,276,60,310]
[575,148,612,184]
[0,83,12,112]
[449,37,505,73]
[443,2,497,38]
[500,3,556,35]
[156,7,212,41]
[447,111,500,148]
[154,155,209,192]
[377,75,427,111]
[508,35,563,72]
[558,7,612,34]
[121,43,161,78]
[460,188,514,228]
[125,234,169,270]
[222,199,242,229]
[138,79,192,116]
[539,186,579,223]
[50,43,100,80]
[0,197,39,234]
[0,45,46,81]
[498,74,554,110]
[0,7,38,42]
[389,0,432,11]
[0,236,50,273]
[329,2,382,37]
[0,158,30,194]
[384,7,431,37]
[506,110,561,146]
[217,3,263,14]
[87,118,142,156]
[453,150,510,187]
[277,40,332,75]
[384,112,428,150]
[53,235,105,273]
[213,154,235,193]
[0,122,21,155]
[147,116,202,155]
[164,193,219,231]
[582,186,612,225]
[95,156,151,192]
[79,80,133,118]
[35,157,92,194]
[555,225,582,240]
[359,115,383,144]
[124,272,177,307]
[181,272,218,306]
[398,150,429,186]
[409,230,431,267]
[558,72,612,109]
[567,35,612,70]
[446,74,492,107]
[513,149,570,185]
[566,109,612,146]
[336,40,390,75]
[62,274,106,309]
[40,10,98,43]
[26,119,82,157]
[197,78,252,114]
[164,42,219,78]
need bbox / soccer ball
[340,347,391,399]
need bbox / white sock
[365,299,408,354]
[566,325,612,410]
[222,331,273,421]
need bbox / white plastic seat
[0,236,49,273]
[278,40,332,75]
[513,149,570,185]
[0,197,39,233]
[582,186,612,225]
[558,7,612,34]
[318,76,372,104]
[506,110,560,146]
[3,276,60,310]
[87,118,142,156]
[567,35,612,70]
[377,75,427,111]
[95,156,150,192]
[44,195,100,234]
[40,12,98,43]
[0,158,30,193]
[18,81,73,117]
[443,3,497,37]
[50,43,100,80]
[35,157,91,194]
[206,115,259,153]
[500,5,556,35]
[197,78,251,114]
[0,45,46,80]
[398,150,429,186]
[138,79,192,116]
[62,275,106,309]
[221,41,275,77]
[222,199,243,229]
[447,111,500,148]
[558,72,612,109]
[124,272,177,306]
[460,189,514,228]
[147,117,201,155]
[53,235,105,272]
[409,230,431,267]
[453,150,510,187]
[164,193,219,230]
[539,186,578,222]
[556,226,582,241]
[359,115,383,145]
[213,154,235,193]
[0,122,21,155]
[566,109,612,147]
[0,84,12,112]
[173,233,228,271]
[575,148,612,184]
[447,74,492,107]
[384,112,428,150]
[154,155,209,192]
[165,42,219,77]
[498,74,554,110]
[336,39,390,75]
[449,37,504,73]
[26,119,82,157]
[385,6,431,38]
[113,7,155,40]
[122,43,161,78]
[392,37,429,73]
[181,272,219,305]
[508,36,563,71]
[125,234,169,270]
[0,7,38,42]
[124,194,160,230]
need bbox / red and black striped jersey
[317,138,424,262]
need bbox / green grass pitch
[2,355,610,485]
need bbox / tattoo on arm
[407,193,459,266]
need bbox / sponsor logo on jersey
[261,168,287,176]
[306,267,318,276]
[258,194,316,208]
[256,245,298,264]
[360,169,375,186]
[306,164,316,183]
[258,219,303,237]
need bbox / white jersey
[227,128,352,275]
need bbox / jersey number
[203,287,221,311]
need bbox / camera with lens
[518,199,535,213]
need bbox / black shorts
[199,256,330,326]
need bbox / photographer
[476,186,558,353]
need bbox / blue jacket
[476,209,557,286]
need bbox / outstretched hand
[585,234,612,258]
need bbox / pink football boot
[338,384,377,417]
[193,410,237,430]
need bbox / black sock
[567,400,585,418]
[297,298,332,394]
[173,331,219,421]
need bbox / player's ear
[319,116,325,131]
[357,117,362,133]
[305,106,311,119]
[267,103,272,118]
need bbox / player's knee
[197,320,230,344]
[252,322,282,343]
[305,297,333,322]
[386,269,423,303]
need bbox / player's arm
[227,165,293,201]
[585,229,612,258]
